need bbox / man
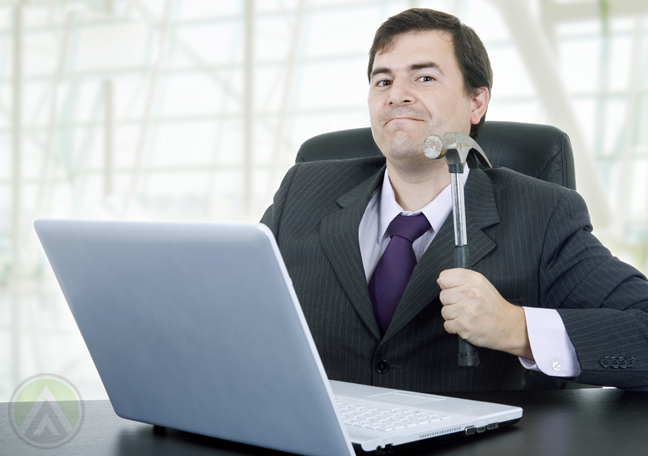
[261,8,648,392]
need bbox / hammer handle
[455,245,480,368]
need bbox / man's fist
[437,268,533,359]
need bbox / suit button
[610,357,619,369]
[619,357,628,369]
[600,357,611,368]
[627,357,636,368]
[375,360,389,374]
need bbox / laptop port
[487,423,499,431]
[464,426,476,436]
[375,444,393,454]
[476,426,486,433]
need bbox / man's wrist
[504,305,533,359]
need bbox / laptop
[34,219,522,456]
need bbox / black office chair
[296,121,576,190]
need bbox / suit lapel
[320,167,385,340]
[382,167,500,342]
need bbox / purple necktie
[369,213,431,335]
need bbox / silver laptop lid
[35,219,355,456]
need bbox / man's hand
[437,269,533,359]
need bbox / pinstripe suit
[261,156,648,392]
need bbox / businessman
[261,8,648,392]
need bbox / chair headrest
[295,121,576,190]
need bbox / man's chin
[385,134,425,160]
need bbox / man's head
[367,9,492,173]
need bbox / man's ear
[470,87,489,126]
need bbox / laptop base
[353,417,520,455]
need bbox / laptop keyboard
[335,399,451,432]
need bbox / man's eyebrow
[409,61,443,74]
[370,62,443,80]
[370,67,392,79]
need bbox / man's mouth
[385,117,423,125]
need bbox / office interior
[0,0,647,402]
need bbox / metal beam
[123,0,172,218]
[539,0,559,53]
[104,78,114,198]
[33,12,73,219]
[11,0,23,395]
[267,0,305,197]
[612,20,643,246]
[593,1,612,158]
[243,0,254,219]
[132,0,244,105]
[102,0,116,200]
[130,0,310,157]
[490,0,611,227]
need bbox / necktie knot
[388,213,431,244]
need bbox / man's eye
[376,80,392,87]
[418,76,434,82]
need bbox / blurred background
[1,0,647,401]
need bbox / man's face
[368,30,488,168]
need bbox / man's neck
[386,160,451,212]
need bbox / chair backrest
[296,121,576,190]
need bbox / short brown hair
[368,8,493,139]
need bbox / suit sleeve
[539,189,648,389]
[260,164,300,238]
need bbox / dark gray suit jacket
[261,156,648,392]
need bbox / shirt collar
[376,165,470,244]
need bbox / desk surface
[2,389,647,455]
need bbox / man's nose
[388,79,414,105]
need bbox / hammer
[423,132,492,368]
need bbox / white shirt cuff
[518,307,581,378]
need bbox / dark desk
[2,389,647,455]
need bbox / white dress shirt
[358,167,581,378]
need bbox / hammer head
[423,132,492,168]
